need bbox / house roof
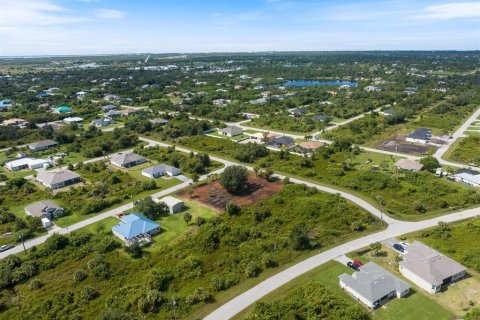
[28,139,58,149]
[142,164,178,175]
[56,106,72,112]
[395,159,424,171]
[150,118,169,124]
[407,128,431,140]
[454,173,480,185]
[158,196,183,207]
[110,152,145,165]
[36,169,80,185]
[311,114,329,122]
[220,125,242,135]
[289,108,307,115]
[101,104,117,110]
[25,200,61,217]
[382,109,398,115]
[268,136,294,146]
[339,262,410,303]
[400,241,466,286]
[91,118,113,126]
[112,213,159,239]
[64,117,83,122]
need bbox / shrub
[29,279,42,290]
[80,286,98,302]
[73,270,88,282]
[219,165,248,194]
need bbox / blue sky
[0,0,479,56]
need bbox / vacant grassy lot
[445,136,480,165]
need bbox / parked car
[393,243,405,252]
[347,261,360,271]
[353,260,364,267]
[0,244,14,252]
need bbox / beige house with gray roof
[36,169,81,189]
[399,241,466,294]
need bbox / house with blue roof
[112,213,160,245]
[54,105,72,114]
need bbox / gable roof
[220,125,242,135]
[268,136,294,146]
[28,139,58,149]
[110,152,145,165]
[400,241,466,286]
[112,213,159,239]
[311,114,330,122]
[299,141,323,150]
[36,169,80,185]
[159,196,183,207]
[339,262,410,303]
[25,200,62,217]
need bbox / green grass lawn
[234,260,453,320]
[76,216,120,234]
[207,130,249,141]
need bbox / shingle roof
[400,241,466,286]
[112,213,159,239]
[220,126,242,135]
[142,164,178,175]
[25,200,61,217]
[28,139,58,149]
[339,262,410,303]
[407,128,431,140]
[36,169,80,185]
[159,196,183,207]
[110,153,145,166]
[268,136,294,146]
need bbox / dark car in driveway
[347,261,360,271]
[0,244,14,252]
[393,243,405,252]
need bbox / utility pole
[19,234,26,253]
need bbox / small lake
[284,80,358,87]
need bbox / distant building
[104,94,120,101]
[110,152,146,168]
[299,141,323,151]
[364,86,383,92]
[288,108,307,116]
[4,157,51,171]
[157,196,184,214]
[25,200,64,220]
[1,118,28,128]
[36,169,81,189]
[212,98,231,106]
[249,98,268,105]
[406,128,431,144]
[101,104,118,111]
[219,126,243,137]
[104,110,123,118]
[150,118,169,125]
[380,109,398,116]
[28,139,58,151]
[141,164,180,178]
[311,114,330,122]
[63,117,84,124]
[91,118,114,127]
[453,170,480,187]
[395,159,424,171]
[54,106,72,113]
[339,262,410,309]
[267,136,295,148]
[399,241,466,294]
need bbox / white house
[63,117,84,124]
[141,164,180,178]
[156,196,184,214]
[399,241,466,294]
[4,157,51,171]
[339,262,410,309]
[453,171,480,187]
[219,126,243,137]
[364,86,382,92]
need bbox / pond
[284,80,358,87]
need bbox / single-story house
[212,98,231,106]
[399,241,466,294]
[54,106,72,113]
[63,117,84,124]
[453,169,480,187]
[25,200,64,220]
[267,136,295,148]
[150,118,169,125]
[364,86,383,92]
[101,104,118,111]
[406,128,431,144]
[28,139,58,151]
[395,159,424,171]
[91,118,114,128]
[339,262,411,309]
[36,169,81,189]
[110,152,146,168]
[249,98,268,105]
[4,157,51,171]
[157,196,184,214]
[311,114,330,122]
[219,126,243,137]
[142,164,180,178]
[288,108,307,116]
[1,118,28,128]
[104,110,123,118]
[112,213,160,243]
[380,109,398,116]
[121,108,140,116]
[104,94,120,101]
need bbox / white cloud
[415,2,480,20]
[95,9,126,19]
[0,0,88,27]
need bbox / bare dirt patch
[377,135,433,155]
[177,175,283,210]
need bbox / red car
[353,260,364,267]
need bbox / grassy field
[234,260,453,320]
[444,136,480,165]
[76,216,120,234]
